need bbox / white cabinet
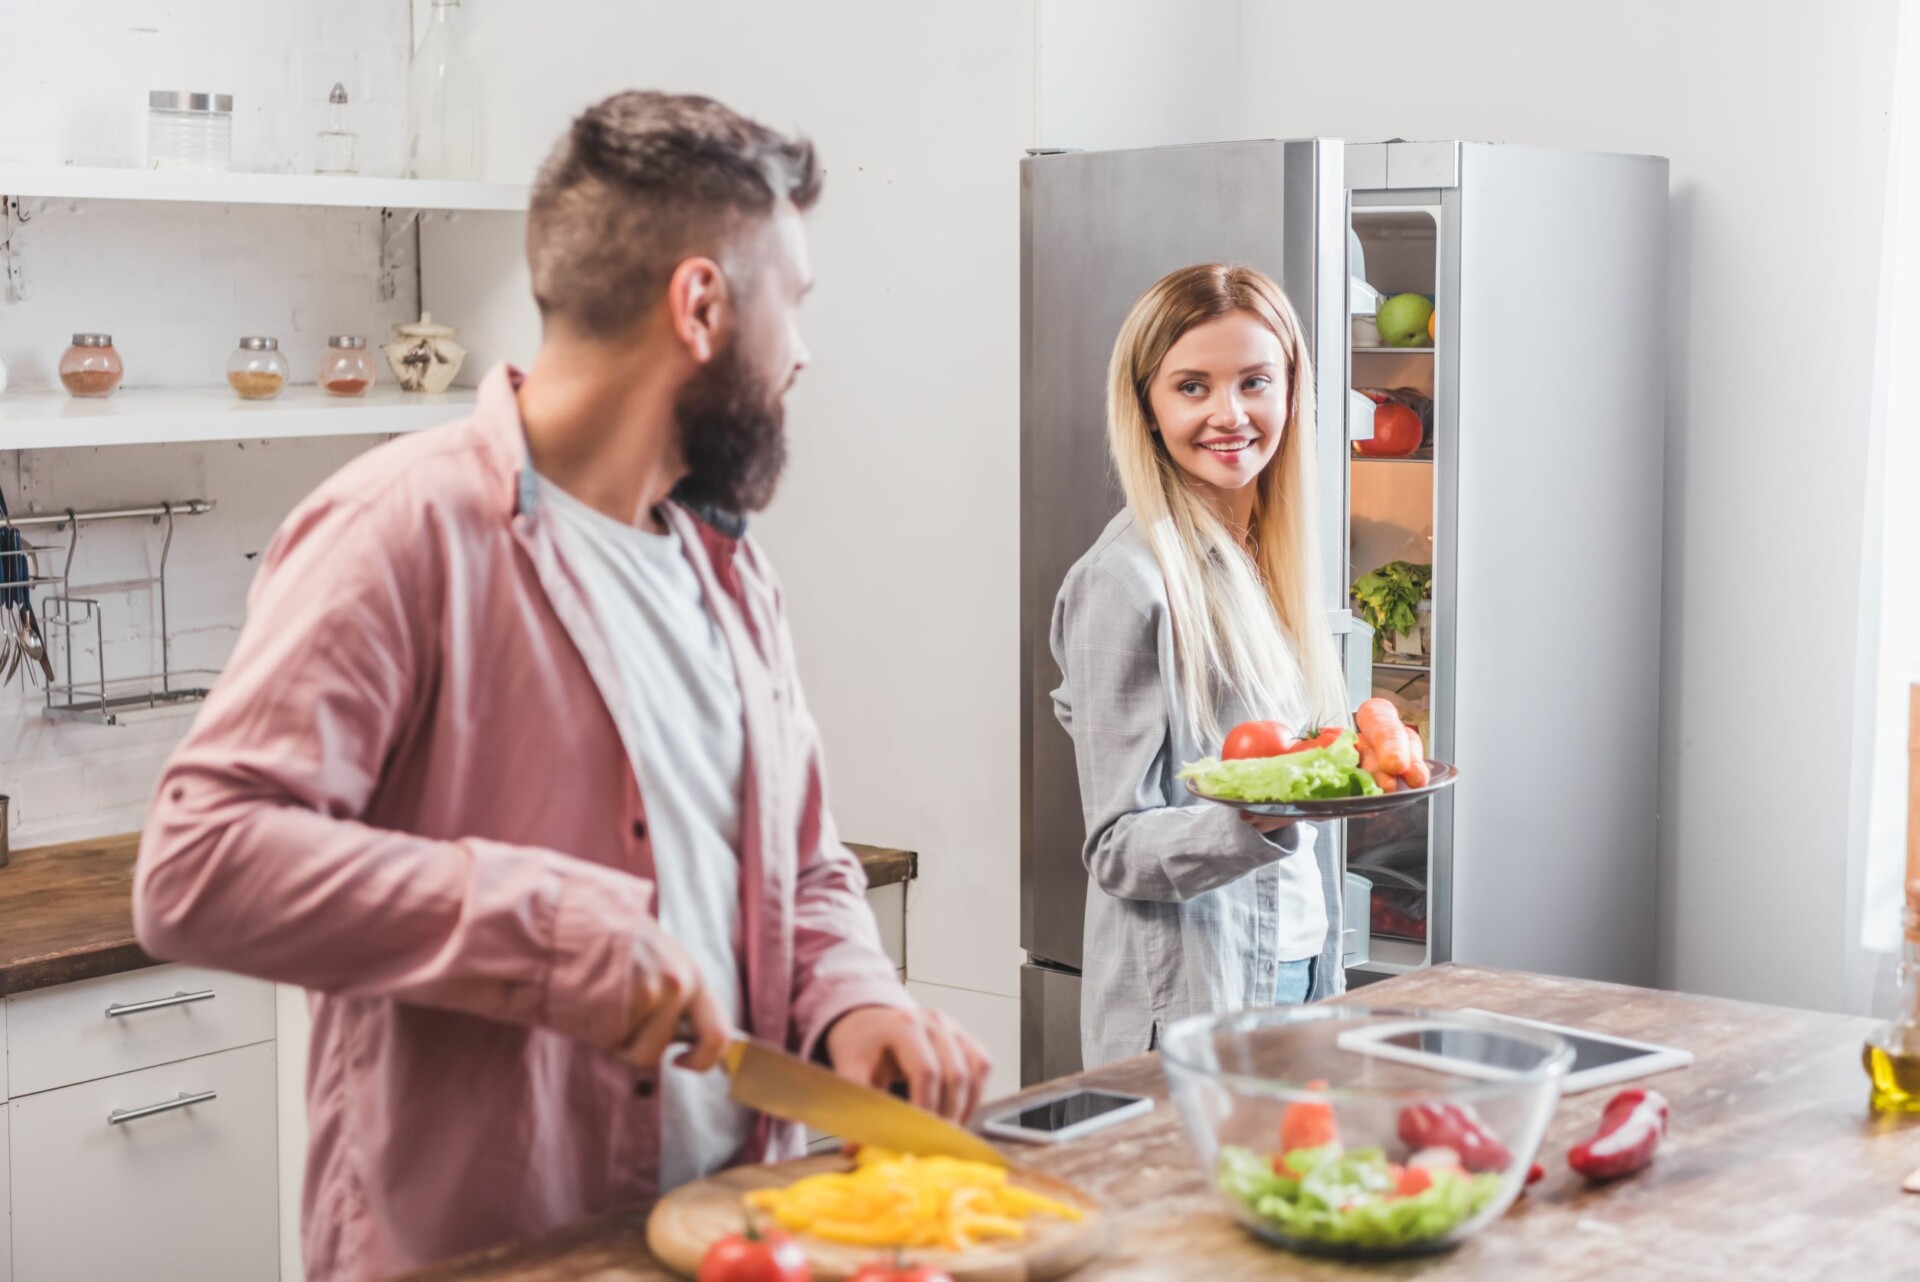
[1,1102,12,1282]
[7,964,274,1097]
[3,964,278,1281]
[9,1041,278,1282]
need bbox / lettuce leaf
[1218,1144,1504,1250]
[1179,732,1384,804]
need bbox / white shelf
[0,385,476,450]
[1351,452,1434,464]
[0,164,527,212]
[1352,936,1428,976]
[1354,345,1435,354]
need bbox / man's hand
[614,920,730,1073]
[1240,812,1298,836]
[825,1005,992,1124]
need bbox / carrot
[1356,698,1411,775]
[1404,729,1431,788]
[1358,741,1396,793]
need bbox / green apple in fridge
[1376,293,1434,348]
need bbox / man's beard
[671,338,788,516]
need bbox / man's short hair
[526,91,820,338]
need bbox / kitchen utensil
[0,559,18,685]
[1159,1005,1569,1260]
[715,1033,1007,1168]
[1184,759,1458,821]
[646,1154,1107,1282]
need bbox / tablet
[1336,1008,1691,1094]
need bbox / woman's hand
[1239,812,1298,836]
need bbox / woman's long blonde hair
[1108,263,1348,744]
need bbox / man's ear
[666,256,729,364]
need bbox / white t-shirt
[1272,825,1327,962]
[539,478,752,1190]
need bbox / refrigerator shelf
[1350,452,1434,464]
[1353,346,1435,354]
[1352,936,1428,976]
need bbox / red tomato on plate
[1282,727,1342,754]
[1222,720,1294,760]
[699,1224,811,1282]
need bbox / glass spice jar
[319,335,374,396]
[60,334,124,398]
[147,91,234,171]
[227,337,289,400]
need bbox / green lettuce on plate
[1179,731,1383,804]
[1218,1144,1503,1251]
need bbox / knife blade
[718,1035,1009,1168]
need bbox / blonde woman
[1051,263,1351,1069]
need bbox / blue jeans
[1275,957,1316,1005]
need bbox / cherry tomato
[850,1258,953,1282]
[1222,720,1294,760]
[1393,1164,1434,1198]
[698,1223,811,1282]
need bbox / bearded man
[133,91,989,1282]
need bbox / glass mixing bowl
[1160,1006,1571,1259]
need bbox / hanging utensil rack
[0,499,217,724]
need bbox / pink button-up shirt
[134,364,911,1281]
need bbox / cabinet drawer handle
[105,988,215,1018]
[108,1089,217,1126]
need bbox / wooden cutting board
[646,1155,1109,1281]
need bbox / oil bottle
[1864,882,1920,1113]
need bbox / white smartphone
[1336,1008,1691,1095]
[979,1088,1153,1144]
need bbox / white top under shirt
[538,478,752,1191]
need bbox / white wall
[1238,0,1901,1012]
[1037,0,1240,151]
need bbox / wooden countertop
[0,834,916,997]
[401,964,1920,1281]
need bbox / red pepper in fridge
[1567,1088,1669,1181]
[1396,1101,1512,1173]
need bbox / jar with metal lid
[228,337,288,401]
[60,335,124,398]
[147,91,234,171]
[319,335,374,397]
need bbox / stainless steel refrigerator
[1020,139,1668,1084]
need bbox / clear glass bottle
[1865,883,1920,1113]
[319,335,375,396]
[59,334,124,398]
[315,83,358,176]
[408,0,481,180]
[227,337,289,401]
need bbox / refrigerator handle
[1328,608,1374,714]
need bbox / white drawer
[6,964,275,1097]
[9,1041,278,1282]
[0,1103,11,1282]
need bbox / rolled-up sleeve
[135,488,649,1049]
[1052,563,1306,904]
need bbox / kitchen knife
[714,1033,1009,1168]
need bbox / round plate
[1185,760,1458,820]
